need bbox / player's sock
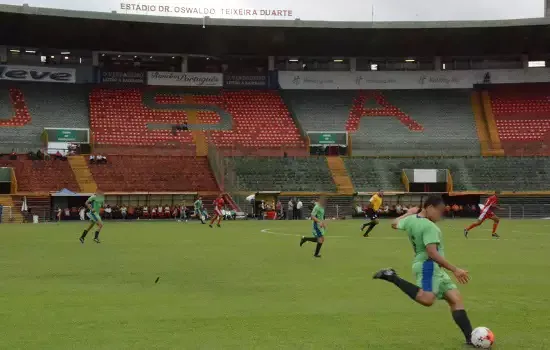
[492,221,499,234]
[364,223,377,235]
[452,309,473,343]
[314,243,323,256]
[374,269,419,300]
[303,237,317,243]
[465,222,479,231]
[94,231,100,239]
[80,230,88,238]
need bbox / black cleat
[209,224,213,228]
[492,233,500,239]
[300,236,306,247]
[93,238,101,244]
[217,224,221,228]
[363,233,369,238]
[373,268,397,281]
[464,229,469,239]
[313,254,321,258]
[79,237,85,244]
[464,341,475,348]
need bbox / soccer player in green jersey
[194,197,205,224]
[299,196,326,258]
[80,190,105,244]
[373,195,474,346]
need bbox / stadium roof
[2,4,550,56]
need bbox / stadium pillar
[0,46,6,63]
[181,55,188,72]
[521,54,529,69]
[350,58,356,72]
[434,56,442,71]
[92,51,99,66]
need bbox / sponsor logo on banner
[279,70,550,90]
[0,65,76,83]
[224,73,267,87]
[101,70,145,84]
[147,71,223,87]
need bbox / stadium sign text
[0,65,76,84]
[147,72,223,87]
[0,0,543,22]
[279,70,550,90]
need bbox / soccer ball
[471,327,495,348]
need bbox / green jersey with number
[87,194,104,213]
[397,215,444,266]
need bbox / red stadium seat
[489,84,550,155]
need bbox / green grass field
[1,219,550,349]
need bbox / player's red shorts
[478,208,495,221]
[214,208,223,216]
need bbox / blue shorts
[86,212,102,224]
[312,222,325,238]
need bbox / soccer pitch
[1,219,549,349]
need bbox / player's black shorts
[365,208,378,221]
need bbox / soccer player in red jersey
[464,192,501,239]
[209,194,225,228]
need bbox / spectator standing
[296,199,303,220]
[259,200,265,220]
[179,200,187,222]
[121,205,128,220]
[292,197,298,220]
[104,205,112,219]
[79,206,86,221]
[276,200,283,219]
[288,199,294,220]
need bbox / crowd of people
[355,202,480,218]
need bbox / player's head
[317,196,327,206]
[423,195,445,222]
[96,189,104,195]
[494,190,501,195]
[198,196,202,200]
[218,193,223,198]
[378,190,384,197]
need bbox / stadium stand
[0,159,79,192]
[90,88,306,153]
[0,82,89,153]
[345,156,550,192]
[226,157,336,192]
[349,90,481,156]
[88,155,219,192]
[281,90,355,131]
[488,84,550,155]
[282,90,480,156]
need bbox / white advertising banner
[0,65,76,83]
[0,0,544,22]
[147,71,223,87]
[278,69,550,90]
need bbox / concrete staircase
[0,195,24,223]
[326,157,355,195]
[68,156,98,193]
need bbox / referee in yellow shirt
[361,190,384,237]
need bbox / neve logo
[0,65,76,83]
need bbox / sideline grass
[1,219,549,349]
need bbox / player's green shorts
[413,260,457,299]
[312,222,325,238]
[86,211,103,224]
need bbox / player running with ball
[373,196,475,346]
[79,190,105,244]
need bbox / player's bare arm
[391,207,419,229]
[425,244,469,284]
